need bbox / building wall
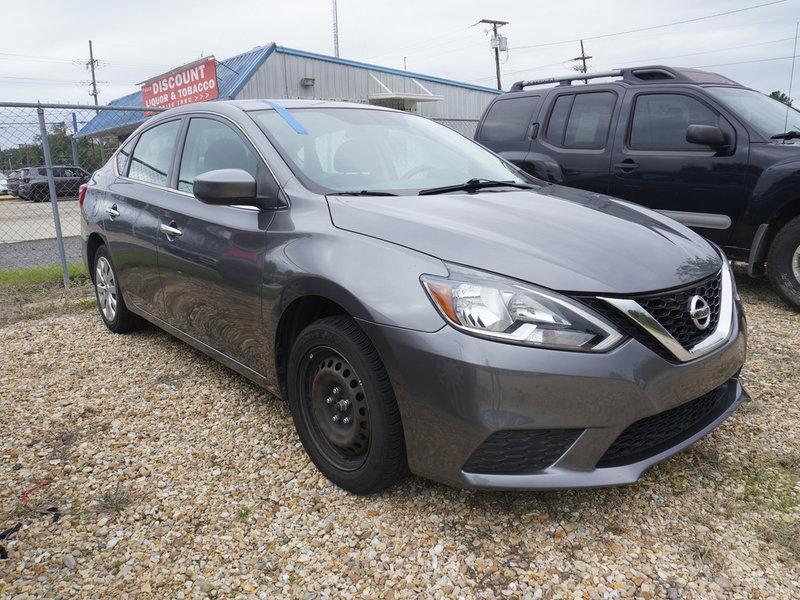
[235,52,496,120]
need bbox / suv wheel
[767,215,800,310]
[92,246,145,333]
[32,187,48,202]
[287,315,407,494]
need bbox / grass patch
[0,262,87,287]
[95,485,134,515]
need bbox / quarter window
[115,137,135,175]
[630,94,719,150]
[545,92,616,149]
[177,118,258,193]
[479,96,541,142]
[128,120,181,186]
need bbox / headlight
[421,264,623,352]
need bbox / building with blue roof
[78,43,500,140]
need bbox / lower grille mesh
[463,429,583,475]
[597,385,731,468]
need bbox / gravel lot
[1,273,798,598]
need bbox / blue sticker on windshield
[262,100,308,135]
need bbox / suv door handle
[106,204,120,219]
[160,222,182,239]
[613,159,639,173]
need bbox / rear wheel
[767,215,800,310]
[32,187,48,202]
[287,315,406,494]
[92,245,145,333]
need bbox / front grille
[597,385,732,468]
[462,429,583,475]
[637,272,722,348]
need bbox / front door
[156,115,272,368]
[609,90,750,245]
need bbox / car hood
[326,184,722,294]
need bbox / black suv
[19,165,90,202]
[475,65,800,309]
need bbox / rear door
[533,88,620,193]
[156,114,272,368]
[104,118,182,317]
[609,89,749,244]
[475,94,541,167]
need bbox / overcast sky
[2,0,799,104]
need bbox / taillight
[78,184,88,209]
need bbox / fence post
[70,112,80,167]
[37,106,70,289]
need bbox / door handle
[613,159,639,173]
[106,204,120,219]
[160,222,182,238]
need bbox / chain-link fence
[0,102,162,277]
[431,118,480,137]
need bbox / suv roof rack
[509,65,741,91]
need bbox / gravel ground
[1,273,798,599]
[0,237,83,270]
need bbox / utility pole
[478,19,508,91]
[86,40,99,105]
[332,0,340,57]
[571,40,592,84]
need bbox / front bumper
[358,305,747,490]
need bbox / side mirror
[686,124,728,147]
[193,169,258,206]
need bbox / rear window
[478,95,541,142]
[545,92,616,149]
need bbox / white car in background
[0,174,8,194]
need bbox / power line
[360,25,473,61]
[694,53,800,68]
[512,0,788,50]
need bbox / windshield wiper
[418,178,535,196]
[327,190,398,196]
[771,130,800,140]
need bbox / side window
[564,92,616,149]
[128,120,181,186]
[38,167,48,176]
[479,96,541,142]
[177,118,259,193]
[116,137,135,175]
[545,95,573,144]
[630,94,719,151]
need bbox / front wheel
[287,315,407,494]
[767,215,800,310]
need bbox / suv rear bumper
[358,306,747,490]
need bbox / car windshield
[706,86,800,137]
[250,107,532,195]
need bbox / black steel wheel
[299,346,371,471]
[287,315,407,494]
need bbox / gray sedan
[80,100,747,493]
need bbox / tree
[770,90,793,106]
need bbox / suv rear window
[545,92,616,149]
[479,96,541,141]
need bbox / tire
[91,245,145,333]
[32,187,47,202]
[767,215,800,310]
[287,315,407,494]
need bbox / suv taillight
[78,184,88,208]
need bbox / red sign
[141,57,219,115]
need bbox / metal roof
[77,42,498,138]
